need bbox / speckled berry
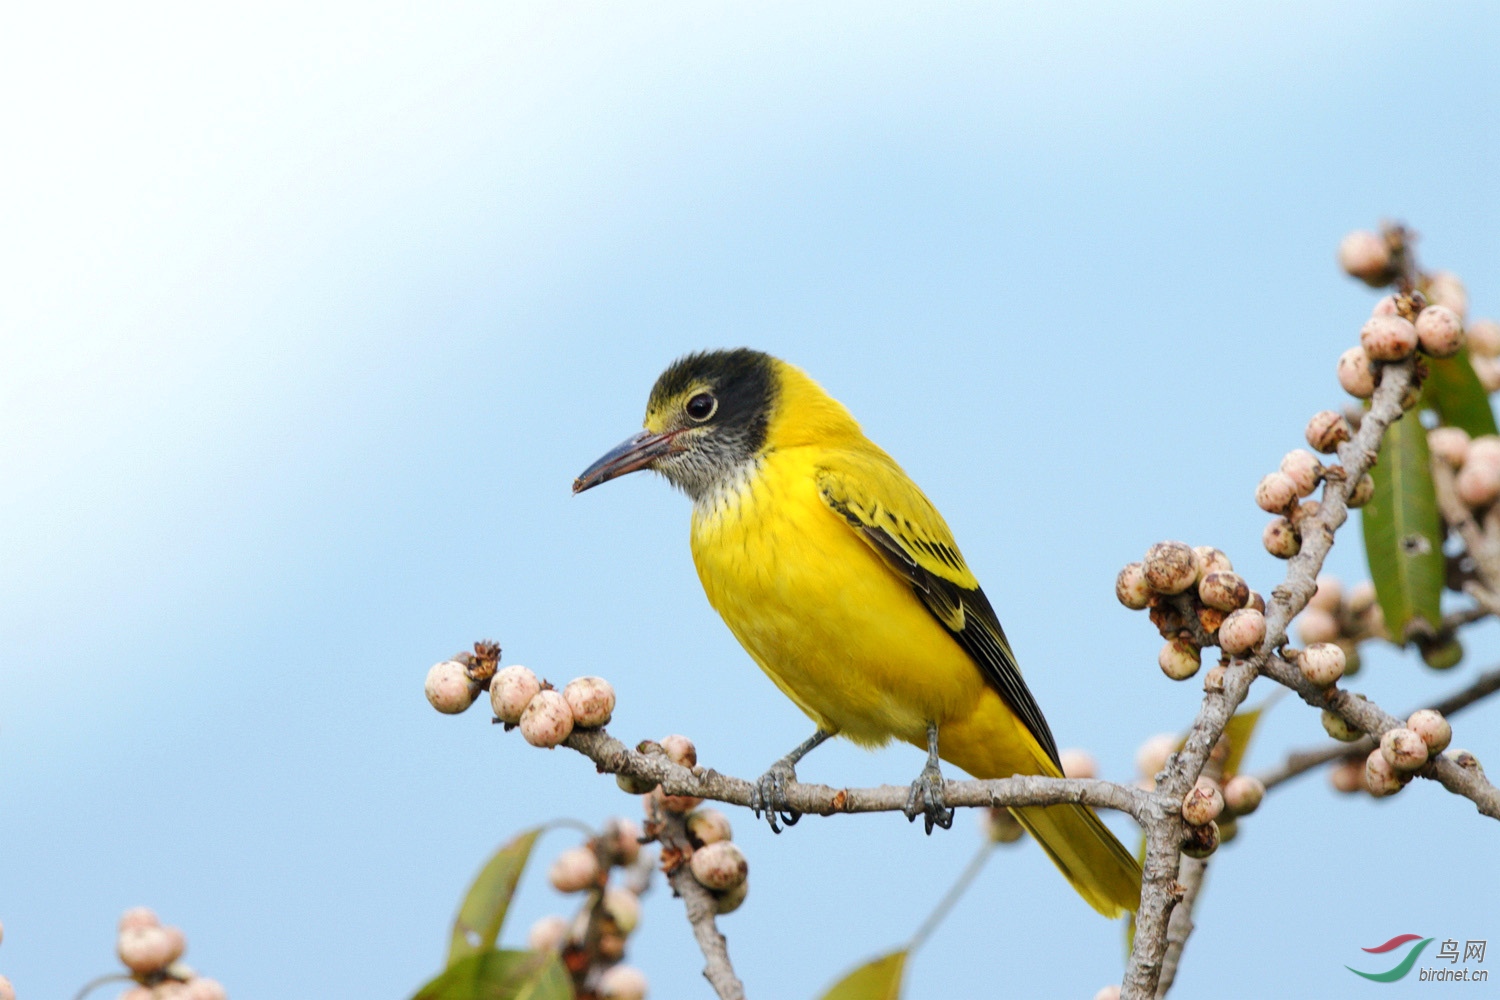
[1403,709,1450,754]
[1328,758,1363,793]
[519,689,575,748]
[1255,472,1300,514]
[603,887,642,935]
[1365,748,1403,796]
[1416,304,1465,357]
[1181,778,1224,826]
[1135,734,1176,781]
[714,878,749,915]
[1262,517,1300,558]
[118,924,186,975]
[1336,346,1377,398]
[1199,571,1249,612]
[1362,314,1420,361]
[1181,820,1220,858]
[426,660,481,715]
[562,676,615,728]
[1456,461,1500,508]
[1193,546,1232,575]
[690,841,748,892]
[1308,575,1341,613]
[182,980,228,1000]
[1142,541,1198,595]
[686,808,734,847]
[1322,709,1362,742]
[490,665,542,724]
[1115,562,1152,609]
[1158,639,1201,680]
[1281,449,1326,496]
[1298,643,1346,686]
[1381,727,1429,773]
[1306,410,1353,454]
[1222,775,1264,816]
[1346,474,1375,508]
[1218,608,1265,656]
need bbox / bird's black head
[573,348,778,501]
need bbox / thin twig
[71,974,133,1000]
[907,840,994,954]
[1433,459,1500,589]
[1153,855,1207,1000]
[1259,653,1500,818]
[652,805,747,1000]
[1255,664,1500,791]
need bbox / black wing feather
[822,490,1063,768]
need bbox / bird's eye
[685,392,718,422]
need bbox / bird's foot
[751,758,802,834]
[903,761,954,835]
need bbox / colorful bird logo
[1346,934,1434,982]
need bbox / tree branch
[649,803,747,1000]
[1254,663,1500,791]
[563,727,1149,819]
[1120,357,1416,1000]
[1259,654,1500,818]
[1153,854,1207,1000]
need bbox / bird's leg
[904,721,955,835]
[751,729,833,834]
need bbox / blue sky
[1,3,1497,998]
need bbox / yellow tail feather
[1008,802,1142,918]
[940,694,1143,917]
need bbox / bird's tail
[941,697,1143,918]
[1008,800,1142,919]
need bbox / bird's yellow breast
[689,446,988,747]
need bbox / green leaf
[412,949,572,1000]
[1360,412,1445,643]
[819,950,908,1000]
[448,827,544,966]
[1219,706,1264,777]
[1423,350,1498,437]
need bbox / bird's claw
[903,763,954,835]
[751,759,802,834]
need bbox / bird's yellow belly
[690,461,987,748]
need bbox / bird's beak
[572,429,683,493]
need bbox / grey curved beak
[572,430,681,493]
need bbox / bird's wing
[815,454,1061,767]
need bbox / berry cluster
[1323,707,1474,800]
[1133,733,1262,854]
[424,641,618,748]
[629,736,750,917]
[1117,543,1266,681]
[527,818,652,1000]
[113,908,227,1000]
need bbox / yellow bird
[573,349,1141,917]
